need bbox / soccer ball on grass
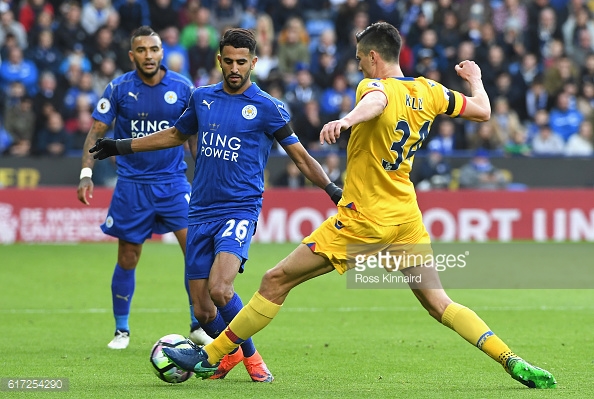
[150,334,194,383]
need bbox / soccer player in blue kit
[89,28,342,381]
[77,26,212,350]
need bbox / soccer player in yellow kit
[163,22,556,389]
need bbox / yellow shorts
[302,206,433,274]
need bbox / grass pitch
[0,242,591,398]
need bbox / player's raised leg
[401,264,556,389]
[163,244,334,377]
[107,239,141,349]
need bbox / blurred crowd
[1,0,594,164]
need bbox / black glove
[325,182,343,205]
[89,138,133,160]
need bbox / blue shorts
[101,179,191,244]
[186,218,257,280]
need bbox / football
[150,334,194,383]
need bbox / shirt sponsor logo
[130,120,170,138]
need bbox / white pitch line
[0,305,592,315]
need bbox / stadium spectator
[427,117,460,155]
[252,12,274,49]
[26,6,54,48]
[525,6,563,60]
[492,0,527,35]
[148,0,178,32]
[187,27,217,84]
[505,129,532,157]
[491,97,523,146]
[310,27,337,75]
[468,120,505,152]
[113,0,151,35]
[481,45,509,100]
[531,123,565,155]
[18,0,54,34]
[53,1,89,55]
[414,148,452,191]
[276,16,310,82]
[0,46,39,95]
[284,65,321,117]
[333,0,363,51]
[35,110,69,156]
[93,57,124,93]
[549,91,584,141]
[268,0,303,34]
[459,150,509,190]
[3,81,35,156]
[525,75,552,121]
[63,71,99,118]
[564,120,594,156]
[321,152,342,187]
[291,99,324,149]
[319,74,355,120]
[312,51,338,90]
[412,28,448,74]
[59,42,92,77]
[25,29,63,76]
[251,40,277,85]
[32,71,64,139]
[0,6,27,50]
[81,0,116,36]
[65,108,93,151]
[88,25,128,73]
[161,26,190,78]
[561,4,594,60]
[180,6,219,49]
[210,0,243,34]
[436,9,462,65]
[366,0,400,28]
[273,159,306,188]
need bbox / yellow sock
[205,292,281,364]
[441,303,516,369]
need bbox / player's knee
[209,285,234,307]
[117,253,139,269]
[259,268,287,298]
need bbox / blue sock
[185,277,200,330]
[111,264,135,333]
[219,293,257,357]
[201,311,227,338]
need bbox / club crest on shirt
[242,105,257,120]
[164,91,177,104]
[105,215,114,228]
[97,98,110,114]
[367,81,384,90]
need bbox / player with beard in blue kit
[77,26,212,350]
[89,28,342,382]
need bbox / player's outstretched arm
[77,119,110,205]
[282,142,342,205]
[319,90,386,145]
[90,127,189,160]
[454,60,491,122]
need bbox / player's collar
[133,66,169,86]
[214,81,260,98]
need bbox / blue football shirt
[175,82,299,224]
[93,66,193,183]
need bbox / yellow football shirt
[340,76,466,226]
